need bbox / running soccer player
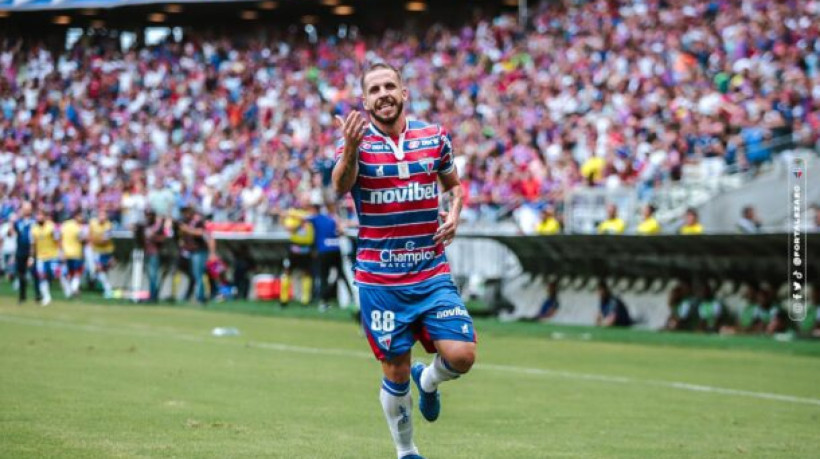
[89,207,115,298]
[31,209,62,305]
[60,211,87,298]
[332,63,476,459]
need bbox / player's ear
[401,85,408,102]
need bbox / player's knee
[447,347,476,374]
[382,358,411,383]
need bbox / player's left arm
[433,169,463,247]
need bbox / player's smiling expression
[362,68,408,125]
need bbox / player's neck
[373,113,407,139]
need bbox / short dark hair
[360,62,402,92]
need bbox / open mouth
[376,99,396,114]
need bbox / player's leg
[15,254,28,303]
[70,260,84,295]
[380,352,422,459]
[58,260,72,298]
[360,286,423,459]
[36,260,51,305]
[412,282,477,422]
[96,253,113,298]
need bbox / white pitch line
[2,314,819,408]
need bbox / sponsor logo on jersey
[436,307,470,319]
[376,165,385,177]
[369,182,436,204]
[461,323,470,334]
[379,246,436,267]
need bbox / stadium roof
[0,0,254,11]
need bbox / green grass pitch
[1,296,818,458]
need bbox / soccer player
[89,207,115,298]
[60,210,87,297]
[332,63,477,459]
[31,209,62,305]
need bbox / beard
[368,97,404,126]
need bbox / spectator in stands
[737,205,762,234]
[665,279,697,331]
[636,205,661,235]
[534,280,560,321]
[597,204,625,235]
[534,206,561,235]
[2,0,819,231]
[595,281,633,328]
[679,208,704,235]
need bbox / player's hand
[335,111,368,151]
[27,256,34,268]
[433,211,458,247]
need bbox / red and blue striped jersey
[336,119,456,287]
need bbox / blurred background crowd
[1,0,819,233]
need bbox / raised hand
[335,111,368,150]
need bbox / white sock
[98,272,112,295]
[420,354,462,393]
[60,276,72,297]
[71,276,81,294]
[39,281,51,301]
[380,378,418,459]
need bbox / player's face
[362,68,407,126]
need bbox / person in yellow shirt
[60,211,87,298]
[679,208,704,235]
[280,201,316,305]
[636,204,662,235]
[31,209,63,305]
[89,207,115,298]
[597,204,626,234]
[535,206,561,235]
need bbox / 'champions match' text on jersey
[336,119,455,287]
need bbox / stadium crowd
[0,0,819,232]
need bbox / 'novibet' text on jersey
[370,182,436,204]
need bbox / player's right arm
[332,111,368,195]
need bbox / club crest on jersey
[420,157,435,175]
[378,334,392,350]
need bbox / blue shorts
[66,259,84,275]
[360,276,476,361]
[35,259,62,280]
[96,253,113,270]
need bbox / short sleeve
[438,126,455,175]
